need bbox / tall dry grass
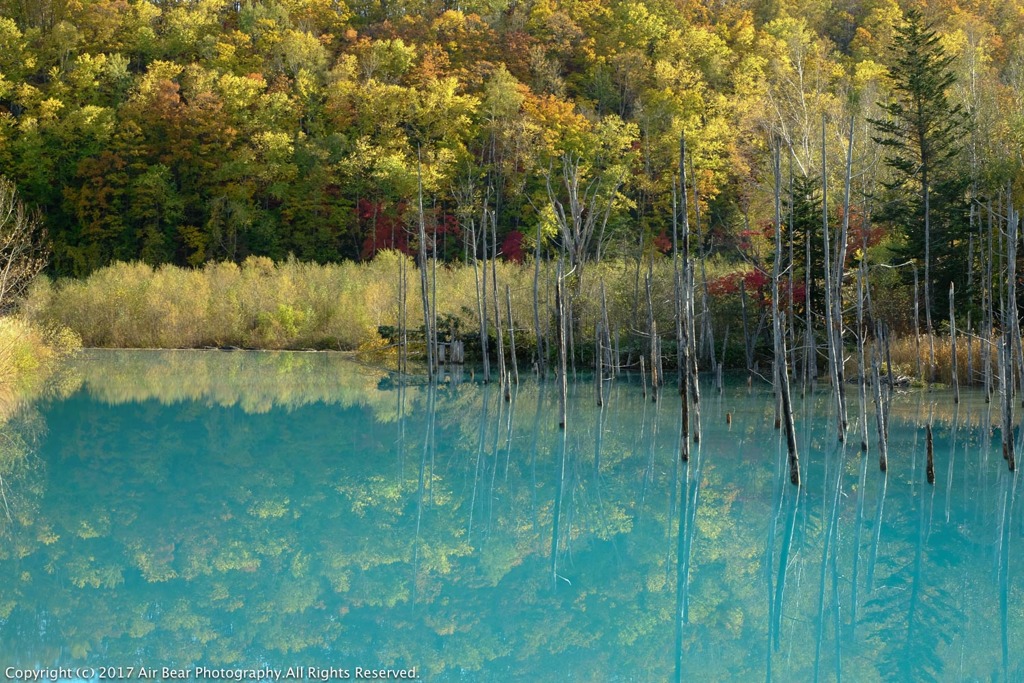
[25,255,730,356]
[23,253,1003,386]
[880,332,998,386]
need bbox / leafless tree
[0,177,49,313]
[544,153,624,272]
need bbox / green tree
[870,8,969,328]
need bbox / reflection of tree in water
[864,490,965,681]
[71,349,406,416]
[0,352,1022,679]
[863,418,983,682]
[0,403,46,532]
[0,401,49,656]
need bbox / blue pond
[0,350,1021,681]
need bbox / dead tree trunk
[772,142,800,485]
[857,270,869,452]
[950,282,959,403]
[821,115,845,441]
[686,153,714,369]
[556,261,568,429]
[490,214,507,399]
[985,200,995,400]
[507,284,519,386]
[646,271,659,402]
[399,243,408,374]
[914,266,923,382]
[675,137,691,459]
[1004,195,1018,470]
[601,281,613,380]
[417,153,435,379]
[478,201,491,382]
[533,219,544,376]
[688,263,702,444]
[595,317,604,407]
[834,114,854,420]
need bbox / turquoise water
[0,350,1021,681]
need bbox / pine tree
[785,173,825,324]
[870,8,970,328]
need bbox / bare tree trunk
[986,200,995,400]
[772,142,800,485]
[673,181,685,395]
[804,162,815,395]
[999,198,1015,471]
[0,178,50,312]
[740,279,752,376]
[507,284,519,385]
[688,260,702,444]
[556,260,568,429]
[821,116,844,441]
[614,323,620,376]
[1005,195,1018,470]
[416,152,434,379]
[834,114,854,415]
[432,204,439,373]
[884,322,895,392]
[478,203,491,382]
[950,282,959,403]
[717,324,725,393]
[967,312,974,387]
[924,150,936,385]
[646,271,659,402]
[1011,197,1024,406]
[640,354,647,400]
[399,245,407,374]
[857,269,869,452]
[675,139,690,459]
[491,214,507,399]
[690,154,715,368]
[601,281,613,379]
[804,187,815,395]
[533,220,544,376]
[595,317,603,407]
[914,266,923,382]
[872,344,888,472]
[787,150,797,382]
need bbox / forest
[3,0,1024,666]
[1,0,1023,371]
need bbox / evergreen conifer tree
[870,8,970,326]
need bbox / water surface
[1,351,1021,681]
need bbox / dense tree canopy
[0,0,1020,290]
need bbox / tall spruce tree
[870,8,970,329]
[786,173,825,323]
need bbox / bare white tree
[0,177,49,312]
[544,152,625,271]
